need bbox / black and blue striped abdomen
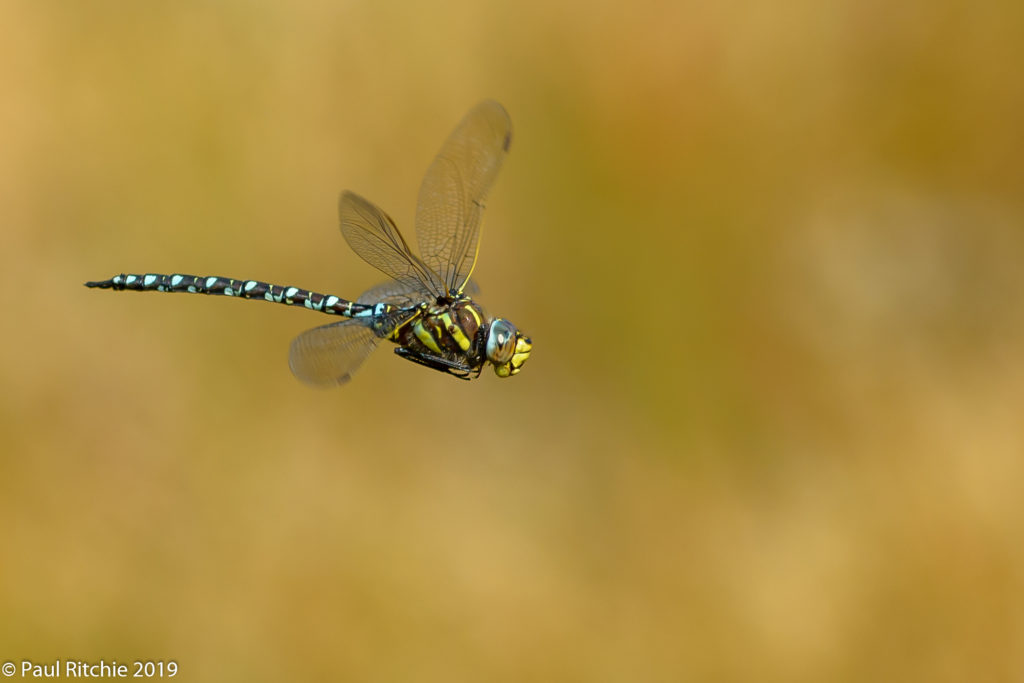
[84,272,377,318]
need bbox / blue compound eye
[486,319,517,363]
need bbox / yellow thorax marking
[440,312,471,351]
[413,319,443,353]
[464,304,482,327]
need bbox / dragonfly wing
[288,319,383,386]
[415,100,512,295]
[339,191,446,300]
[355,278,479,306]
[356,280,423,306]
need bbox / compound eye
[486,319,517,364]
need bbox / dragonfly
[86,100,532,386]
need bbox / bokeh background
[2,0,1023,680]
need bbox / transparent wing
[288,319,382,386]
[415,100,512,295]
[354,278,480,306]
[356,280,424,306]
[340,191,446,300]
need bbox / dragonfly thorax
[388,296,530,379]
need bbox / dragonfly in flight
[86,100,532,385]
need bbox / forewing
[462,277,480,297]
[356,280,423,306]
[339,191,445,299]
[288,319,382,386]
[356,278,479,305]
[415,100,512,295]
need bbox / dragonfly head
[485,318,532,378]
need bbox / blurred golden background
[2,0,1023,680]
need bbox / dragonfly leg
[394,347,477,380]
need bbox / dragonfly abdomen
[84,273,375,318]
